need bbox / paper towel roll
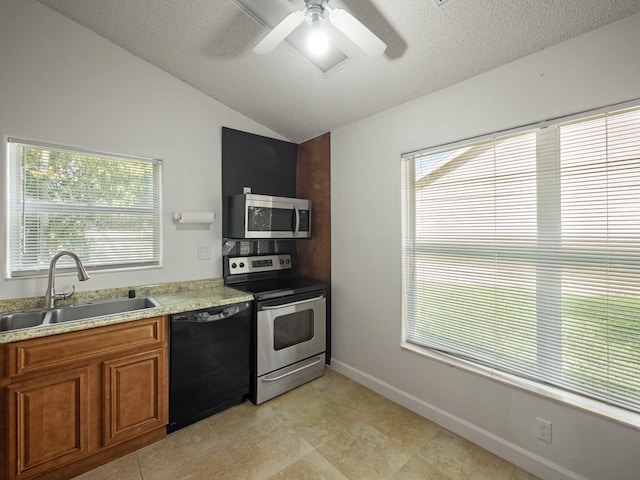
[173,211,215,224]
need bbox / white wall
[331,13,640,480]
[0,0,284,300]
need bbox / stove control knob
[239,262,245,268]
[280,259,284,264]
[231,262,237,269]
[285,258,290,264]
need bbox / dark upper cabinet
[222,127,298,237]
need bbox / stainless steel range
[224,253,326,404]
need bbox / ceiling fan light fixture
[305,3,325,25]
[252,0,386,57]
[305,1,328,54]
[307,27,329,55]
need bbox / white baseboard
[329,359,587,480]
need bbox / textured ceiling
[36,0,640,143]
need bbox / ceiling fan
[253,0,387,56]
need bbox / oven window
[273,310,314,350]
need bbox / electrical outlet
[536,417,552,443]
[197,245,211,260]
[239,241,251,255]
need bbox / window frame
[400,99,640,429]
[5,137,163,279]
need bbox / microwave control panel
[298,210,310,232]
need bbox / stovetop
[230,276,325,301]
[223,254,325,301]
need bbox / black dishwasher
[168,301,252,433]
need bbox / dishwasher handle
[173,302,250,323]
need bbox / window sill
[401,341,640,431]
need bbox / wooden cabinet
[7,368,90,478]
[0,316,168,480]
[102,348,166,447]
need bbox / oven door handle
[261,295,324,310]
[261,357,324,382]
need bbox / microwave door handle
[293,205,300,236]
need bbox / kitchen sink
[0,310,49,332]
[47,296,162,324]
[0,296,163,332]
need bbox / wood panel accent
[297,132,331,361]
[7,368,89,479]
[296,132,331,285]
[7,317,164,377]
[102,348,167,447]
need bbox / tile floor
[73,369,541,480]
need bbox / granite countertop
[0,278,253,343]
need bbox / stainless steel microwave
[227,193,311,239]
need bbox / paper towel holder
[172,211,215,224]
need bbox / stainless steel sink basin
[0,310,49,332]
[47,296,162,324]
[0,296,163,332]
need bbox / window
[7,138,162,278]
[401,104,640,414]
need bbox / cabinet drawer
[6,316,167,378]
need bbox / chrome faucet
[44,251,90,309]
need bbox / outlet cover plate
[197,245,211,260]
[536,417,552,443]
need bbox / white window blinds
[402,104,640,413]
[7,139,161,278]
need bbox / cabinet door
[7,368,90,480]
[102,348,167,447]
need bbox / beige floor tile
[136,417,222,476]
[389,455,454,480]
[222,412,315,480]
[204,400,277,441]
[139,449,246,480]
[279,394,360,447]
[347,392,407,425]
[323,379,407,430]
[322,374,382,410]
[367,401,442,454]
[71,452,141,480]
[418,429,517,480]
[512,467,542,480]
[318,421,412,480]
[71,371,539,480]
[310,367,350,393]
[269,450,349,480]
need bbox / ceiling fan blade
[328,7,386,56]
[253,10,306,54]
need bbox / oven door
[256,292,326,376]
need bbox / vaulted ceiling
[37,0,640,143]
